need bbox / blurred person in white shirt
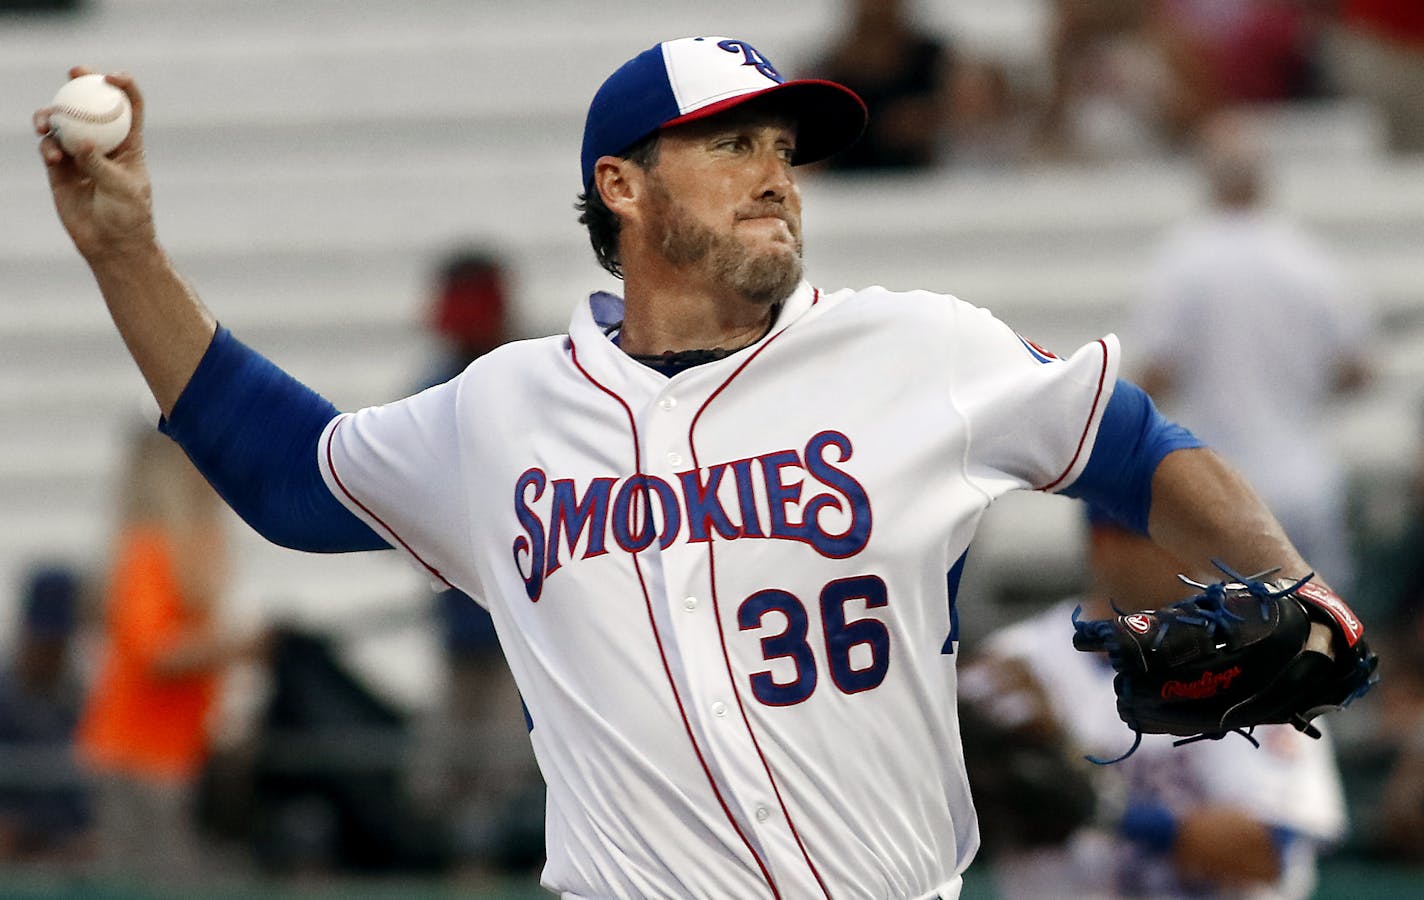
[1129,111,1374,593]
[961,503,1349,899]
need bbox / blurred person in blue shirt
[0,565,94,863]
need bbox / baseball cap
[580,36,867,188]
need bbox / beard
[646,179,803,306]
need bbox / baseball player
[964,506,1347,899]
[35,37,1366,899]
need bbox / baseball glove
[1071,565,1378,761]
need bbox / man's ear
[595,156,643,217]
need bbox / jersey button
[711,700,727,717]
[755,806,771,823]
[683,596,698,611]
[667,451,684,467]
[658,396,677,410]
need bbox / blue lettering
[612,476,659,553]
[546,477,614,576]
[730,458,765,538]
[680,464,740,542]
[716,39,783,83]
[647,476,683,549]
[510,432,876,588]
[802,431,872,558]
[512,468,547,602]
[761,450,805,541]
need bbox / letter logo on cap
[717,39,783,83]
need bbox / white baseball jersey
[318,281,1119,898]
[986,601,1347,900]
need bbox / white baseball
[50,74,132,157]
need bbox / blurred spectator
[1038,0,1215,160]
[414,246,544,875]
[1324,0,1424,153]
[809,0,957,172]
[1129,111,1374,593]
[1374,650,1424,861]
[942,56,1036,171]
[419,247,515,388]
[961,504,1348,898]
[1370,420,1424,860]
[1377,425,1424,667]
[0,564,93,864]
[200,625,449,877]
[76,428,264,886]
[1160,0,1336,105]
[1036,0,1329,161]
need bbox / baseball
[50,74,132,157]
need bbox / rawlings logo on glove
[1072,564,1379,763]
[1161,666,1243,700]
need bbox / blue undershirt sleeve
[1061,379,1203,536]
[158,325,390,553]
[1269,825,1296,857]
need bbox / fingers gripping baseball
[36,68,156,259]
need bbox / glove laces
[1077,563,1316,766]
[1086,724,1263,766]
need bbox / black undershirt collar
[607,303,781,377]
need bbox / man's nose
[754,150,793,200]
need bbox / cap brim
[662,79,867,168]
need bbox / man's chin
[729,254,801,306]
[738,234,799,266]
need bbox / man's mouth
[736,212,796,235]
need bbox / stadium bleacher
[4,3,1424,898]
[1,0,1421,679]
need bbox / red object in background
[1343,0,1424,44]
[1217,6,1314,102]
[430,255,507,349]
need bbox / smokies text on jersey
[512,430,873,601]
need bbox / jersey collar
[569,280,818,388]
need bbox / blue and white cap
[581,36,867,188]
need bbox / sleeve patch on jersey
[1016,334,1059,363]
[1039,339,1111,492]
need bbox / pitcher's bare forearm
[1148,446,1312,584]
[88,241,217,416]
[35,69,213,415]
[39,74,383,554]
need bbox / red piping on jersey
[1039,338,1110,492]
[686,288,834,898]
[569,343,783,898]
[324,417,454,588]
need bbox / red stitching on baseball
[54,102,125,125]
